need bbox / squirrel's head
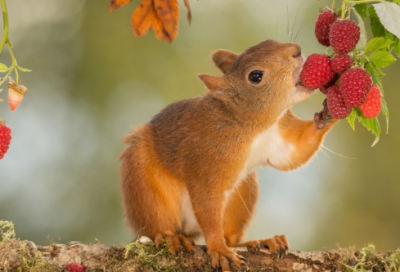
[199,40,313,117]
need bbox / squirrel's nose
[292,49,302,58]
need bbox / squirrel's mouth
[295,77,314,93]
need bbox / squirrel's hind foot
[236,234,289,258]
[155,232,196,254]
[209,247,248,272]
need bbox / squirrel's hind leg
[223,172,289,257]
[120,126,195,254]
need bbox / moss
[342,244,400,272]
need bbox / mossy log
[1,236,399,272]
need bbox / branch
[1,237,399,271]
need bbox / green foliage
[354,4,368,21]
[364,37,394,53]
[368,50,396,68]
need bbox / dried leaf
[154,0,179,42]
[152,5,173,43]
[109,0,133,12]
[131,0,155,37]
[183,0,192,23]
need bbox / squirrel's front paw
[314,98,334,130]
[209,247,248,271]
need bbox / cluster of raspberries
[300,10,382,119]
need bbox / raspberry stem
[344,0,385,4]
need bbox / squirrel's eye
[248,70,263,84]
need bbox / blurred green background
[0,0,399,251]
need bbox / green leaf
[369,50,396,68]
[16,66,32,72]
[355,108,381,147]
[364,37,394,53]
[354,4,368,21]
[365,61,384,92]
[368,6,386,37]
[395,39,400,57]
[394,0,400,5]
[346,109,357,131]
[372,3,400,39]
[381,98,389,134]
[354,9,367,50]
[0,63,8,73]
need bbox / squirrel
[119,39,336,271]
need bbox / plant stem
[0,0,9,57]
[341,1,346,19]
[344,0,384,4]
[332,0,336,10]
[7,42,17,83]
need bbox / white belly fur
[180,190,202,237]
[236,116,294,183]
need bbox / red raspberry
[339,68,372,108]
[326,85,352,119]
[65,263,87,272]
[315,10,338,47]
[359,85,382,118]
[300,54,335,90]
[0,122,12,160]
[329,19,360,54]
[320,73,339,94]
[331,54,353,74]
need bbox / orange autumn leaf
[110,0,189,43]
[109,0,133,12]
[153,0,179,42]
[131,0,155,37]
[183,0,191,23]
[152,5,173,43]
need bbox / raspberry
[359,85,382,118]
[315,10,337,47]
[326,85,352,119]
[300,54,335,90]
[331,54,353,74]
[339,68,372,108]
[329,19,360,54]
[65,263,87,272]
[320,73,339,94]
[0,122,12,160]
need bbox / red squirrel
[120,39,336,271]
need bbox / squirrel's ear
[211,50,239,74]
[198,74,229,97]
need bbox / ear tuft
[211,50,239,74]
[198,74,229,97]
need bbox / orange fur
[120,40,336,270]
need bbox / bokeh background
[1,0,399,251]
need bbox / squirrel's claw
[314,98,335,130]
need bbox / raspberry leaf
[381,98,389,133]
[372,3,400,39]
[354,10,367,50]
[354,4,368,21]
[364,37,394,53]
[346,109,357,131]
[395,39,400,57]
[355,108,381,147]
[368,6,386,38]
[16,66,32,72]
[368,50,396,68]
[0,63,8,73]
